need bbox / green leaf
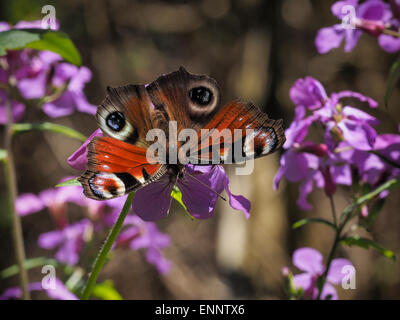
[385,57,400,107]
[92,280,123,300]
[56,177,81,187]
[0,29,81,66]
[292,218,337,231]
[1,257,58,279]
[171,186,194,220]
[0,29,40,54]
[340,235,396,260]
[12,122,87,142]
[340,178,400,222]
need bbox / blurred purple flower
[42,63,97,117]
[0,279,77,300]
[0,20,96,123]
[291,247,353,300]
[16,183,83,229]
[16,193,45,216]
[69,131,251,221]
[116,215,171,274]
[0,90,25,124]
[16,177,172,273]
[38,219,91,265]
[316,0,400,53]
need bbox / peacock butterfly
[78,67,285,200]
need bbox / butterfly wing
[146,66,222,132]
[79,137,167,200]
[188,100,285,164]
[79,85,168,200]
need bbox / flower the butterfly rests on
[71,67,286,221]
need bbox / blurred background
[1,0,400,299]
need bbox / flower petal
[338,119,377,151]
[146,247,171,275]
[132,177,173,221]
[292,247,324,274]
[315,25,345,54]
[46,279,78,300]
[327,258,353,285]
[67,129,102,170]
[16,193,44,216]
[222,171,251,219]
[320,282,338,300]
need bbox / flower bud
[355,19,385,37]
[321,166,336,197]
[298,142,329,157]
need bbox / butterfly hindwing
[78,137,167,200]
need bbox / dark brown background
[0,0,399,299]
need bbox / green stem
[383,28,400,37]
[329,195,337,226]
[3,97,30,299]
[316,196,353,300]
[316,233,340,300]
[81,193,134,300]
[12,122,87,142]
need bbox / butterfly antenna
[184,171,226,201]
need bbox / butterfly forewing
[191,100,285,164]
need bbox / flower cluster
[274,76,400,212]
[15,181,172,273]
[0,20,96,124]
[316,0,400,53]
[283,248,354,300]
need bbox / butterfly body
[78,67,285,201]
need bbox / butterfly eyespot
[106,111,126,131]
[189,86,213,106]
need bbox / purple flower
[336,134,400,188]
[132,164,250,221]
[16,193,45,216]
[38,219,91,265]
[116,215,171,274]
[0,279,77,300]
[0,20,96,122]
[0,90,25,124]
[274,76,390,210]
[289,77,328,111]
[69,131,251,221]
[291,247,354,300]
[42,63,97,117]
[16,183,84,228]
[17,181,172,272]
[316,0,400,53]
[67,129,102,170]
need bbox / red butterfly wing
[78,137,166,200]
[190,100,285,164]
